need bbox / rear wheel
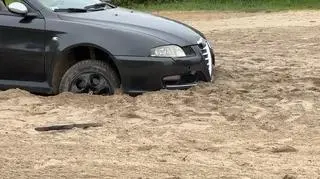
[59,60,120,95]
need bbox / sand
[0,11,320,178]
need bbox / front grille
[198,38,213,77]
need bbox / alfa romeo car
[0,0,215,95]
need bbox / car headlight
[150,45,186,57]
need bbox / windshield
[39,0,111,11]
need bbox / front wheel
[59,60,120,95]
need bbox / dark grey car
[0,0,215,95]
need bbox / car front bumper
[114,46,215,94]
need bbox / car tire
[59,60,120,95]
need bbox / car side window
[0,0,7,11]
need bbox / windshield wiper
[53,2,115,13]
[54,8,87,13]
[84,2,107,10]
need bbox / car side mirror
[8,2,28,15]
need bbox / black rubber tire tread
[59,60,120,95]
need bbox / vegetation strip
[115,0,320,11]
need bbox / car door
[0,0,45,82]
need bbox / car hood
[58,7,202,46]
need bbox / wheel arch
[50,43,121,94]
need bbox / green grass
[130,0,320,11]
[6,0,320,12]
